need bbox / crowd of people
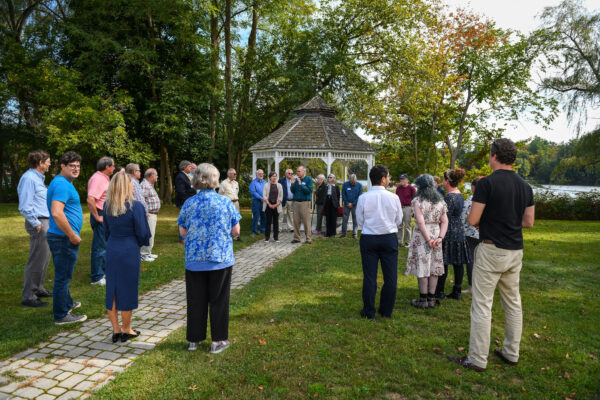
[16,138,535,366]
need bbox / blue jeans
[90,210,106,283]
[251,199,266,234]
[47,233,79,320]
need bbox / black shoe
[291,240,301,244]
[236,237,242,242]
[448,355,486,372]
[446,289,462,301]
[112,332,121,343]
[305,240,312,245]
[121,330,141,343]
[434,292,446,300]
[493,348,518,366]
[359,309,375,320]
[21,299,48,308]
[35,289,52,298]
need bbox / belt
[482,239,495,245]
[294,200,309,202]
[149,211,159,215]
[231,199,238,202]
[38,217,49,220]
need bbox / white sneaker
[149,254,158,259]
[141,255,155,262]
[91,277,106,286]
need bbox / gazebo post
[252,153,257,179]
[326,151,332,176]
[267,159,272,174]
[274,151,281,177]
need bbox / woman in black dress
[323,174,340,237]
[104,171,151,342]
[435,168,471,300]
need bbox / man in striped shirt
[141,168,161,261]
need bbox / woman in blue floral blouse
[178,163,241,354]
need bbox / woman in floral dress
[405,174,449,309]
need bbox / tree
[540,0,600,130]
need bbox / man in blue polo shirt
[249,169,267,237]
[47,151,87,325]
[340,174,362,239]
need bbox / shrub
[534,190,600,220]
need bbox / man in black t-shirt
[449,138,535,372]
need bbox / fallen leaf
[258,386,263,390]
[533,333,542,339]
[521,387,526,391]
[458,346,465,351]
[455,369,463,375]
[313,393,318,398]
[566,353,570,359]
[188,385,199,391]
[570,393,576,397]
[433,347,441,352]
[414,369,418,373]
[543,325,547,329]
[564,372,570,379]
[269,318,275,323]
[259,338,267,345]
[495,338,501,345]
[580,310,588,316]
[590,354,597,360]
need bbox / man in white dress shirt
[356,164,403,319]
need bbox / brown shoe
[494,348,518,366]
[448,356,486,372]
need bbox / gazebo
[249,95,376,183]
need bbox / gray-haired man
[126,163,148,214]
[340,174,362,238]
[141,168,160,261]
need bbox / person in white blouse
[356,164,403,319]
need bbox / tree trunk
[159,139,173,204]
[231,0,258,168]
[224,0,233,166]
[208,0,220,163]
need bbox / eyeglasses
[67,164,81,169]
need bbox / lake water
[533,184,600,197]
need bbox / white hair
[317,174,325,180]
[192,163,220,190]
[349,174,357,181]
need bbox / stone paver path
[0,234,301,400]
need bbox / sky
[441,0,600,144]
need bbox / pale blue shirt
[356,186,402,235]
[17,169,49,228]
[286,178,293,199]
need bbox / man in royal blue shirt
[340,174,362,239]
[249,169,267,236]
[17,150,52,307]
[47,151,87,325]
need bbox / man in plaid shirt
[141,168,161,262]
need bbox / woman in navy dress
[104,171,151,342]
[435,168,471,301]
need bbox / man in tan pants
[290,166,313,244]
[449,138,535,372]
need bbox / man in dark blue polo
[340,174,362,239]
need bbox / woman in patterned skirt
[435,168,471,300]
[405,174,449,309]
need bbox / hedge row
[534,190,600,220]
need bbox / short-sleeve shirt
[177,190,242,271]
[47,175,83,236]
[473,170,534,250]
[87,171,110,210]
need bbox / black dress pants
[359,233,398,318]
[465,236,480,286]
[265,207,279,240]
[185,267,232,342]
[436,264,464,294]
[324,196,337,237]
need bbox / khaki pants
[141,213,158,256]
[469,242,523,368]
[280,201,294,231]
[292,201,311,241]
[231,200,240,212]
[397,206,413,245]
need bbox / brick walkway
[0,233,301,400]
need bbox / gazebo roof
[249,95,374,153]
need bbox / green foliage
[534,190,600,220]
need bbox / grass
[0,203,260,360]
[91,220,600,400]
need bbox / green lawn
[0,204,260,360]
[91,220,600,400]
